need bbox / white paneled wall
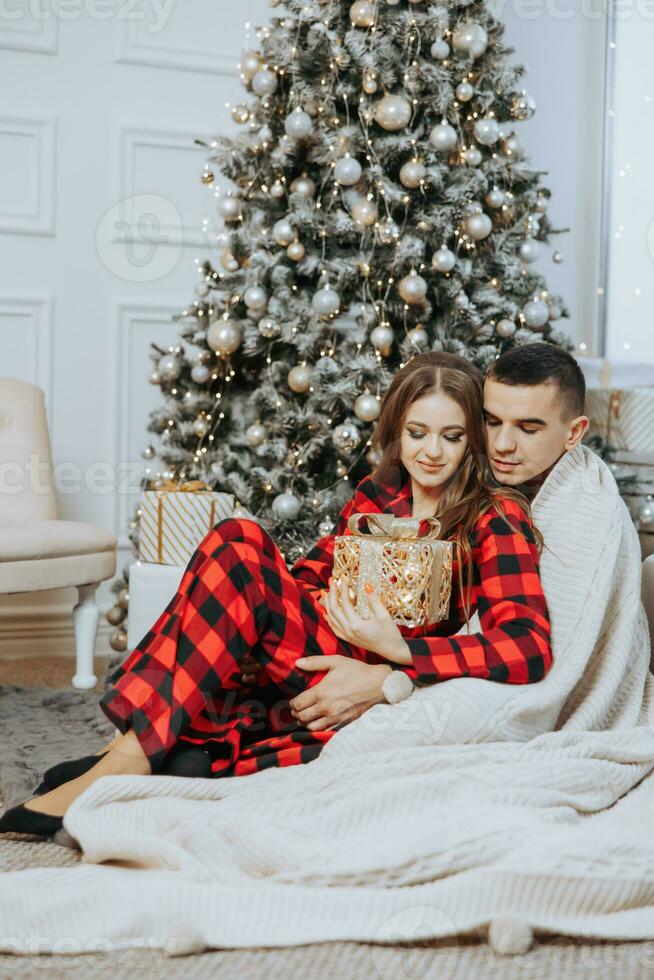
[0,2,611,658]
[0,0,268,657]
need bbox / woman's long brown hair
[370,351,543,621]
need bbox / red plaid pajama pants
[99,518,382,778]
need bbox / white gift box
[127,560,186,653]
[138,484,234,566]
[577,357,654,454]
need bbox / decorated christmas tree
[106,0,571,656]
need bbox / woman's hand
[322,577,412,665]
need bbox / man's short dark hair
[486,342,586,419]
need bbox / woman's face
[399,391,469,493]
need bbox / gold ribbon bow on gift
[146,478,217,562]
[347,512,443,540]
[147,478,213,493]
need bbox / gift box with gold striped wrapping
[137,479,234,566]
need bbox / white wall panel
[0,115,56,236]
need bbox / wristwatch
[381,666,415,704]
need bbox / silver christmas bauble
[191,363,210,383]
[271,491,302,520]
[288,364,312,393]
[377,218,399,243]
[451,23,488,58]
[430,38,450,59]
[485,187,505,208]
[290,174,316,197]
[465,212,493,240]
[398,271,427,304]
[158,353,181,380]
[519,239,540,263]
[463,146,482,166]
[553,250,563,264]
[352,197,378,227]
[193,417,209,437]
[362,74,378,94]
[503,133,525,158]
[332,422,360,452]
[429,121,458,152]
[354,392,381,422]
[455,81,474,102]
[349,0,376,27]
[454,291,469,309]
[148,370,161,385]
[473,118,500,145]
[270,179,285,198]
[511,90,536,121]
[258,315,281,338]
[207,318,242,354]
[284,108,313,139]
[240,50,261,83]
[432,246,456,272]
[273,217,295,246]
[370,323,394,353]
[334,155,362,186]
[287,240,306,261]
[399,159,426,188]
[407,326,429,349]
[522,299,550,329]
[251,69,278,97]
[496,318,517,338]
[373,93,412,131]
[318,519,333,537]
[218,196,242,222]
[312,286,341,318]
[638,499,654,529]
[246,422,266,447]
[244,285,268,310]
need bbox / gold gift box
[138,478,234,566]
[332,512,453,628]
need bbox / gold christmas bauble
[349,0,376,27]
[201,171,214,185]
[106,605,126,626]
[288,364,312,393]
[373,93,412,131]
[352,197,378,227]
[287,240,306,261]
[109,628,128,653]
[231,104,250,125]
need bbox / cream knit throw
[1,444,654,957]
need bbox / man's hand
[290,655,392,731]
[322,577,413,665]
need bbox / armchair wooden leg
[72,582,100,690]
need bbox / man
[286,342,590,732]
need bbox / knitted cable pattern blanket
[1,444,654,957]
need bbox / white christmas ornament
[312,286,341,318]
[218,196,242,222]
[522,299,550,329]
[398,271,428,304]
[332,422,361,452]
[258,316,280,338]
[246,422,266,447]
[430,38,450,59]
[193,418,209,438]
[244,285,268,310]
[432,246,456,272]
[496,318,517,338]
[373,94,412,131]
[485,187,505,208]
[407,326,429,349]
[370,323,394,353]
[273,218,295,246]
[191,364,210,384]
[251,69,278,97]
[158,353,181,380]
[287,240,306,261]
[377,218,399,243]
[349,0,376,27]
[455,81,474,102]
[352,197,378,227]
[207,319,242,355]
[429,121,458,152]
[463,146,482,166]
[270,179,285,199]
[519,239,540,263]
[451,23,488,58]
[334,156,362,186]
[271,491,301,520]
[473,118,500,145]
[240,50,261,83]
[290,175,316,197]
[355,392,381,422]
[399,159,426,188]
[465,212,493,240]
[288,365,312,393]
[284,108,313,139]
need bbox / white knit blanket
[2,444,654,957]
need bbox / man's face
[483,379,587,486]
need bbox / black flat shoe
[0,803,63,837]
[34,750,111,796]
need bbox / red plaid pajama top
[99,463,552,778]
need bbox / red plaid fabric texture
[100,464,552,777]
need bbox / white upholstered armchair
[0,378,117,689]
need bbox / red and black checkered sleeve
[289,478,372,598]
[405,499,553,686]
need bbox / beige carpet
[2,656,654,976]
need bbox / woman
[0,352,552,837]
